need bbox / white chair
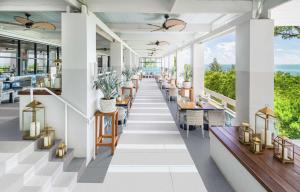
[185,110,204,138]
[167,87,177,101]
[208,110,225,128]
[117,107,127,128]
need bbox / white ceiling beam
[171,0,252,13]
[271,0,300,26]
[107,23,211,33]
[87,0,170,13]
[0,0,68,11]
[87,0,252,13]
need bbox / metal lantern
[239,122,253,145]
[22,100,45,140]
[56,142,67,158]
[249,134,263,154]
[255,106,276,149]
[40,127,55,149]
[273,136,294,164]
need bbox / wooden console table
[210,126,300,192]
[95,110,119,155]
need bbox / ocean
[205,64,300,75]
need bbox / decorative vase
[99,98,116,113]
[183,81,191,88]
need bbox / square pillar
[110,41,123,75]
[124,49,132,69]
[62,13,97,161]
[236,19,274,128]
[192,43,205,100]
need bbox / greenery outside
[205,58,300,139]
[182,64,192,82]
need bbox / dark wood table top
[18,89,61,95]
[210,126,300,192]
[177,100,223,110]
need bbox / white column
[62,13,97,161]
[110,41,123,75]
[192,43,205,100]
[236,19,274,128]
[177,50,185,83]
[124,49,132,69]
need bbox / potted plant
[122,68,133,87]
[171,65,177,80]
[182,64,192,88]
[94,72,121,113]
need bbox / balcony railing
[204,88,236,126]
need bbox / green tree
[275,26,300,39]
[209,58,222,72]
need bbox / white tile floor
[73,79,207,192]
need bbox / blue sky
[204,32,300,65]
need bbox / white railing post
[65,104,68,150]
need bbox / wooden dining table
[177,100,224,130]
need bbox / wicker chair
[207,110,225,127]
[185,110,204,138]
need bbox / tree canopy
[274,26,300,39]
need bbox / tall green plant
[182,64,192,82]
[93,72,121,100]
[122,68,133,82]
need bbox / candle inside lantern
[266,130,272,146]
[283,147,289,160]
[30,121,40,137]
[245,132,250,143]
[58,148,63,157]
[44,136,49,147]
[255,143,260,152]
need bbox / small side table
[95,110,119,155]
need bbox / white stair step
[0,153,18,176]
[52,172,77,192]
[7,164,35,183]
[21,175,51,191]
[19,152,48,172]
[0,141,35,162]
[37,162,63,182]
[0,174,24,192]
[18,186,44,192]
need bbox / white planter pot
[183,81,191,88]
[99,98,116,113]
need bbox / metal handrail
[29,87,95,154]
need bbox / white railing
[204,88,236,125]
[29,87,95,156]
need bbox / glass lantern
[239,122,253,145]
[249,134,263,154]
[273,136,294,164]
[56,142,67,158]
[40,127,55,149]
[22,100,45,140]
[255,106,276,149]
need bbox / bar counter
[210,126,300,192]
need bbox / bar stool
[95,110,119,155]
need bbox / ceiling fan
[147,48,161,52]
[147,14,186,32]
[147,40,169,46]
[97,48,110,51]
[0,13,56,30]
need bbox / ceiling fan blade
[151,27,164,32]
[0,21,24,27]
[147,23,162,28]
[14,16,32,25]
[32,22,56,30]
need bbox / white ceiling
[0,0,292,57]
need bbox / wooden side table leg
[95,115,98,155]
[111,115,115,155]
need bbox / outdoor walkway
[74,78,207,191]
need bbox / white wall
[110,41,123,74]
[124,49,132,69]
[235,19,274,128]
[62,12,97,163]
